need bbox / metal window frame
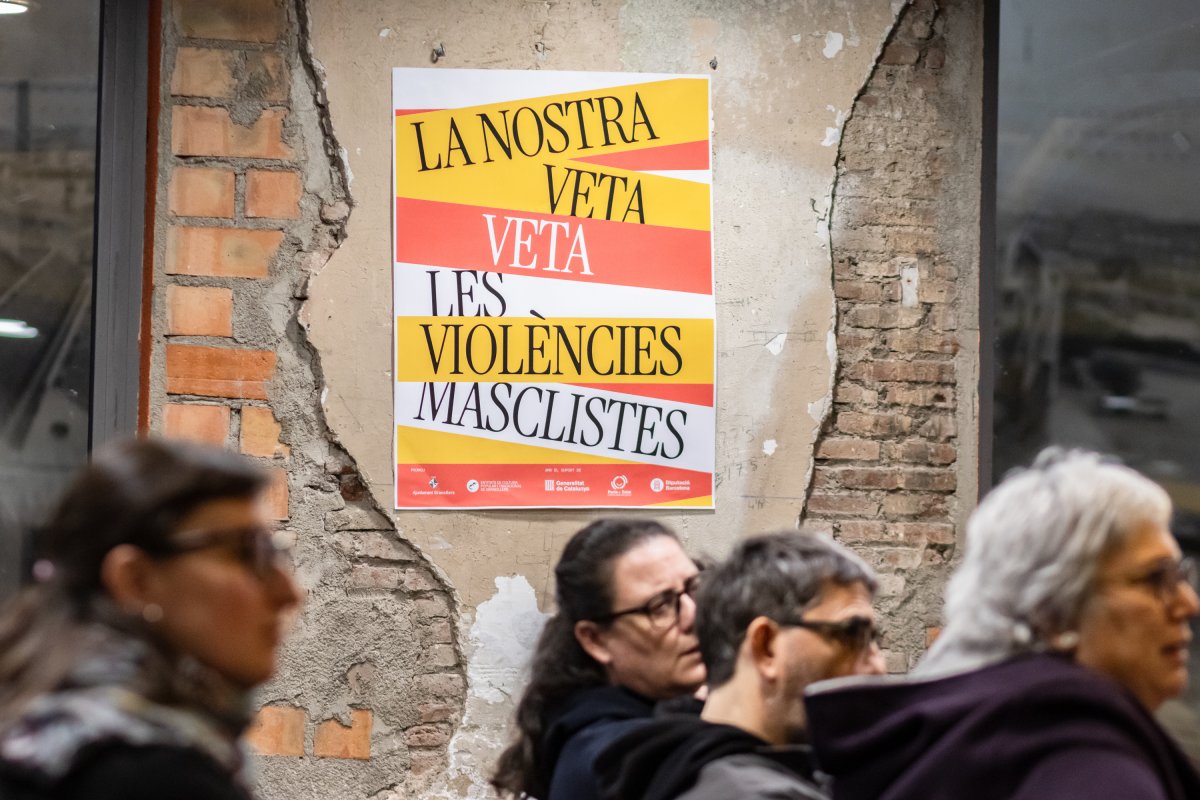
[978,0,1000,496]
[90,0,149,449]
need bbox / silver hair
[917,447,1172,677]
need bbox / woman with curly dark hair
[492,518,704,800]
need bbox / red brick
[169,167,235,218]
[892,522,956,545]
[166,285,233,337]
[884,384,954,407]
[246,169,302,219]
[848,359,955,384]
[836,411,914,437]
[165,344,275,399]
[415,673,465,698]
[844,305,926,330]
[162,403,230,445]
[897,468,956,492]
[267,466,289,521]
[240,406,284,457]
[167,227,282,279]
[882,493,946,518]
[835,520,889,542]
[815,437,881,461]
[418,703,458,724]
[806,493,880,517]
[314,709,371,760]
[173,0,285,43]
[834,280,884,302]
[404,724,451,749]
[894,440,957,465]
[919,413,957,441]
[833,383,878,406]
[886,331,959,354]
[246,705,305,757]
[172,106,292,159]
[171,48,236,97]
[926,627,942,648]
[348,566,436,592]
[822,467,902,490]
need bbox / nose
[677,589,698,633]
[1173,580,1200,620]
[861,642,887,676]
[266,560,303,612]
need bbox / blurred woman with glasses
[492,518,704,800]
[0,438,300,799]
[806,448,1200,800]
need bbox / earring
[1051,630,1080,652]
[142,603,164,624]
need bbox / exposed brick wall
[149,1,466,795]
[805,0,981,671]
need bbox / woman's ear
[574,619,614,667]
[99,544,156,613]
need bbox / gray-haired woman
[805,448,1200,800]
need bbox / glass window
[993,0,1200,747]
[0,1,100,593]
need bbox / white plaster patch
[821,107,848,147]
[808,396,829,425]
[765,333,787,355]
[762,439,778,456]
[791,33,804,44]
[379,27,391,38]
[823,31,844,58]
[901,260,920,307]
[467,576,549,704]
[428,535,452,550]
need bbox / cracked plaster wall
[302,0,912,795]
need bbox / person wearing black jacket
[0,439,301,799]
[492,519,706,800]
[596,531,885,800]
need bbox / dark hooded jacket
[805,652,1200,800]
[540,685,655,800]
[595,714,826,800]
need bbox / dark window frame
[978,0,999,496]
[90,0,149,449]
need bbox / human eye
[644,591,677,621]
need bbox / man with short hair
[595,531,885,800]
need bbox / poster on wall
[392,68,714,509]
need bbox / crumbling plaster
[308,0,904,596]
[303,0,906,794]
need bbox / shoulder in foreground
[59,745,251,800]
[678,752,828,800]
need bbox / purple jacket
[804,653,1200,800]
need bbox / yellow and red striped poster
[393,68,713,509]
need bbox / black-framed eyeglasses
[774,615,881,652]
[151,526,291,579]
[592,573,702,630]
[1118,557,1199,604]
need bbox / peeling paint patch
[821,107,848,147]
[823,31,844,58]
[467,576,548,704]
[765,333,787,355]
[762,439,778,456]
